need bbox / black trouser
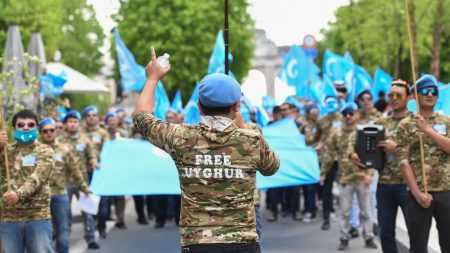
[287,186,300,214]
[181,243,261,253]
[269,187,282,215]
[133,195,152,220]
[150,195,168,226]
[322,162,338,221]
[407,191,450,253]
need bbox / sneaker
[338,239,349,251]
[88,242,100,249]
[137,218,149,225]
[154,222,164,229]
[349,227,359,238]
[267,214,278,222]
[365,238,378,249]
[302,213,316,223]
[99,230,107,239]
[115,222,127,229]
[330,212,337,221]
[321,220,330,230]
[292,212,303,221]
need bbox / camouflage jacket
[374,111,413,184]
[359,109,383,124]
[245,122,263,205]
[0,141,55,222]
[321,127,372,184]
[318,113,343,143]
[59,133,98,182]
[299,120,322,146]
[397,113,450,192]
[82,126,109,155]
[134,112,280,246]
[49,142,88,195]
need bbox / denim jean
[66,183,96,244]
[376,184,408,253]
[255,205,262,242]
[0,219,52,253]
[97,196,111,231]
[303,184,317,215]
[51,194,71,253]
[181,243,261,253]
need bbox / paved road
[68,198,383,253]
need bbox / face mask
[14,128,38,145]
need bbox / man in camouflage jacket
[0,110,55,253]
[59,110,100,249]
[134,48,279,253]
[397,75,450,253]
[39,117,90,253]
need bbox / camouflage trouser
[181,243,261,253]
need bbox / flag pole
[405,0,428,193]
[224,0,229,75]
[0,94,11,192]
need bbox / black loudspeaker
[355,124,385,171]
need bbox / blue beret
[82,105,98,118]
[356,89,372,98]
[411,74,438,93]
[105,112,117,123]
[63,110,81,123]
[305,103,319,113]
[198,73,241,108]
[38,118,56,130]
[115,107,125,114]
[340,102,358,113]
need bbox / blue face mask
[14,128,38,145]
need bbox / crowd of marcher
[0,71,449,253]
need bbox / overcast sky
[88,0,349,46]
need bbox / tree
[113,0,255,100]
[430,0,444,79]
[58,0,105,76]
[0,0,104,76]
[320,0,450,82]
[0,0,62,58]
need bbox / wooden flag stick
[0,94,11,192]
[405,0,428,193]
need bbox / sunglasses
[342,111,355,117]
[388,92,404,100]
[16,122,36,129]
[358,97,373,102]
[419,88,438,97]
[336,88,347,93]
[41,128,56,134]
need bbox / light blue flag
[262,96,277,112]
[90,118,318,195]
[322,75,338,97]
[373,67,393,102]
[350,65,373,101]
[208,30,233,75]
[307,75,324,102]
[113,28,146,92]
[285,96,304,111]
[434,85,450,115]
[255,106,269,127]
[240,106,252,122]
[154,82,171,120]
[184,84,201,125]
[278,45,311,97]
[323,50,354,89]
[257,118,318,188]
[171,90,183,112]
[91,139,181,196]
[344,51,355,64]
